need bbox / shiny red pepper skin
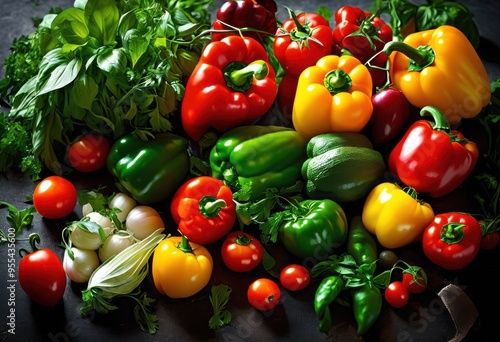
[422,212,482,270]
[212,0,278,44]
[171,176,237,245]
[333,6,392,88]
[388,106,479,198]
[273,12,334,78]
[181,35,277,142]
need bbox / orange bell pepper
[383,25,491,126]
[292,55,373,141]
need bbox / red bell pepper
[211,0,278,44]
[333,6,392,89]
[273,11,334,78]
[422,212,482,270]
[388,106,478,198]
[181,35,277,142]
[171,176,237,245]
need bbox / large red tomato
[33,176,77,219]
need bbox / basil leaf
[84,0,119,46]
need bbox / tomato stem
[19,233,41,257]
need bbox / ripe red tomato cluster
[245,264,311,311]
[385,269,427,308]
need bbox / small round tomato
[279,264,310,291]
[19,235,66,307]
[385,281,409,308]
[68,134,111,172]
[221,231,263,272]
[481,231,499,250]
[402,271,428,294]
[33,176,77,219]
[247,278,281,311]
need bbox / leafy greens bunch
[2,0,214,177]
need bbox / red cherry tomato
[481,231,499,250]
[221,231,263,272]
[385,281,409,308]
[68,134,111,172]
[247,278,281,311]
[19,234,67,307]
[279,264,310,291]
[402,271,427,294]
[33,176,77,219]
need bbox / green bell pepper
[261,199,348,260]
[107,132,190,205]
[347,215,378,266]
[210,125,307,202]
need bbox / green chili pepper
[107,132,190,204]
[352,283,382,335]
[314,275,344,333]
[210,125,307,202]
[347,215,378,266]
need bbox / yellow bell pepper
[384,25,491,126]
[152,235,213,298]
[361,182,435,249]
[292,55,373,141]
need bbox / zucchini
[302,133,386,202]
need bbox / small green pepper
[347,215,378,266]
[352,283,382,335]
[107,132,190,204]
[314,276,344,333]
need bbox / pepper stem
[324,69,352,95]
[177,234,195,254]
[440,223,466,244]
[224,60,268,92]
[382,41,435,72]
[199,196,227,218]
[419,106,451,132]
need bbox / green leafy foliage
[472,80,500,234]
[208,285,232,329]
[2,0,214,176]
[0,201,36,243]
[370,0,479,47]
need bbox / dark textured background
[1,1,499,342]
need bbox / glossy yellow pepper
[152,235,213,298]
[361,182,435,249]
[384,25,491,126]
[292,55,373,141]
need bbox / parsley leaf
[209,284,232,329]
